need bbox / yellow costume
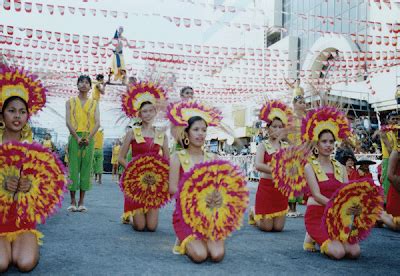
[111,144,121,165]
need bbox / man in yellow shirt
[93,128,104,184]
[66,75,100,212]
[91,74,106,101]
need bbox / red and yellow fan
[120,153,170,210]
[0,142,67,226]
[177,160,249,241]
[323,179,384,244]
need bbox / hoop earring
[0,121,4,130]
[313,147,319,156]
[183,137,190,146]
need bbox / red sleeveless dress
[122,137,161,217]
[386,160,400,221]
[304,173,343,245]
[254,151,288,219]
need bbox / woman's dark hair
[180,86,193,96]
[266,117,283,128]
[77,75,92,87]
[96,74,104,81]
[181,116,207,149]
[318,129,335,141]
[139,101,153,110]
[2,96,29,115]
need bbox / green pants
[382,158,390,199]
[93,148,104,174]
[68,132,94,192]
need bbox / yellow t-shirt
[69,97,97,132]
[94,131,104,149]
[91,82,102,101]
[381,131,397,158]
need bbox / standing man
[66,75,100,212]
[93,128,104,184]
[91,74,106,102]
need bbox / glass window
[328,0,334,17]
[335,1,341,16]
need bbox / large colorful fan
[259,100,293,126]
[0,64,47,115]
[167,100,222,127]
[177,160,249,241]
[301,106,352,142]
[0,142,67,226]
[121,81,167,118]
[323,179,384,244]
[120,153,170,209]
[270,145,310,198]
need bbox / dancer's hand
[347,205,362,216]
[4,176,19,192]
[76,137,82,146]
[18,177,32,193]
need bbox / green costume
[68,132,94,191]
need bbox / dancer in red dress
[381,147,400,230]
[302,107,362,259]
[249,100,292,231]
[0,65,47,272]
[118,82,168,231]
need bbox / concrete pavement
[5,175,399,275]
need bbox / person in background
[91,74,106,102]
[42,133,56,152]
[93,128,104,184]
[65,75,100,212]
[180,86,194,101]
[111,139,121,182]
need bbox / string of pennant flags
[3,0,400,33]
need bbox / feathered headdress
[121,81,167,118]
[259,100,293,126]
[0,64,46,115]
[301,106,352,142]
[166,100,222,127]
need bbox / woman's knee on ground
[258,219,274,232]
[186,241,208,263]
[327,242,346,260]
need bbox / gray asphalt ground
[5,175,400,275]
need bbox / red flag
[3,0,11,10]
[64,33,71,43]
[47,4,54,15]
[58,5,65,15]
[14,0,22,11]
[79,8,86,16]
[6,26,13,35]
[36,3,43,13]
[55,32,61,41]
[36,29,43,39]
[26,28,33,38]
